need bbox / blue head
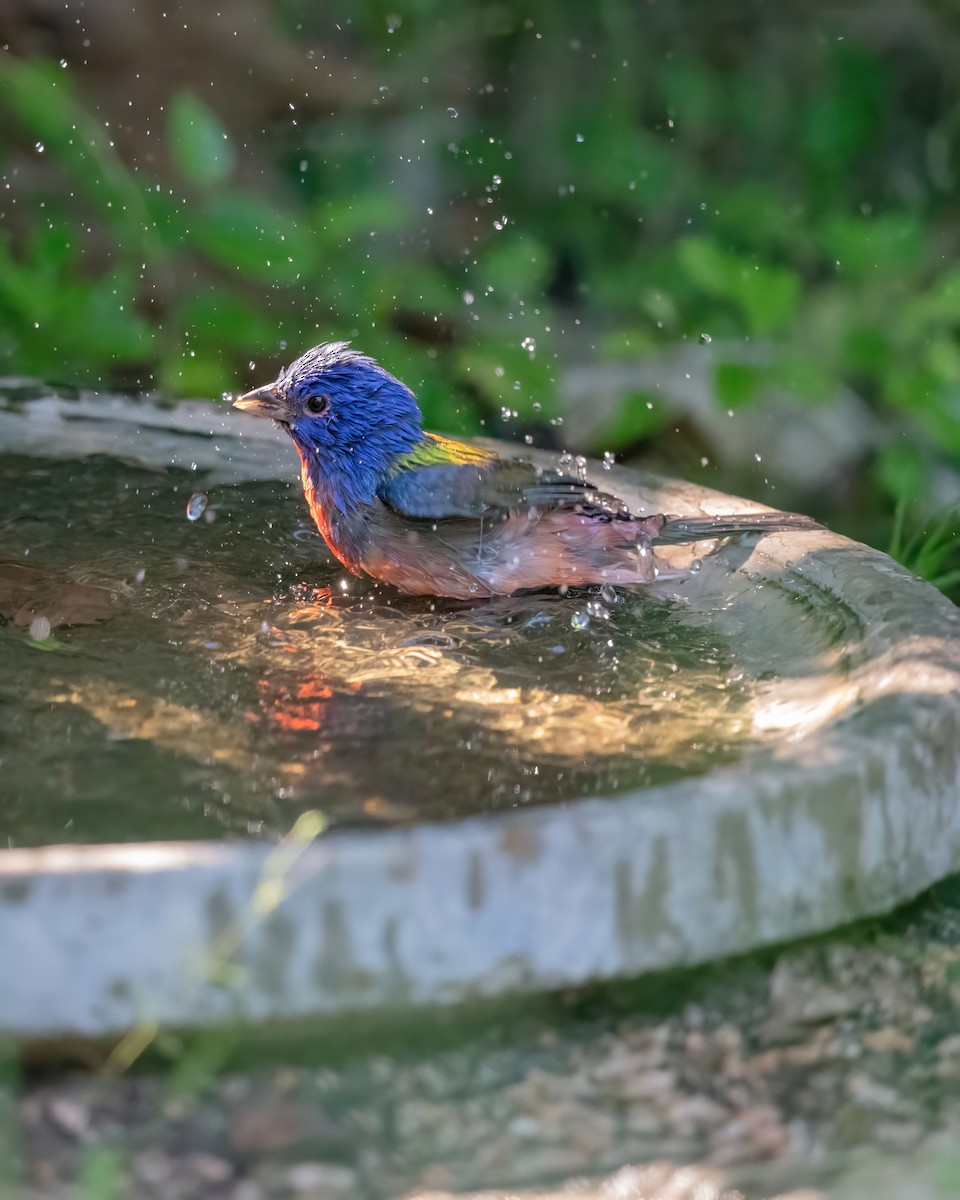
[234,342,424,512]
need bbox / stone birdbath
[1,387,959,1044]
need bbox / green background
[1,0,958,592]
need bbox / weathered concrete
[1,389,959,1040]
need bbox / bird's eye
[305,395,328,415]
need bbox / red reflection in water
[255,587,355,734]
[258,673,335,732]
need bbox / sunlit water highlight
[0,455,846,846]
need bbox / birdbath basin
[1,388,959,1042]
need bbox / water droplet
[689,559,702,573]
[574,455,588,481]
[698,332,712,345]
[29,615,51,642]
[468,582,479,594]
[754,453,762,463]
[501,406,512,421]
[447,107,459,118]
[134,568,146,584]
[575,133,585,142]
[599,583,618,604]
[585,600,610,620]
[35,142,45,154]
[549,416,564,427]
[463,290,474,305]
[523,433,534,444]
[521,336,536,353]
[186,492,208,522]
[570,610,590,630]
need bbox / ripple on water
[0,455,834,846]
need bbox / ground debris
[12,880,960,1200]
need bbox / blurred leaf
[798,45,886,176]
[657,58,721,142]
[456,342,555,414]
[887,366,960,455]
[769,348,837,405]
[173,288,278,352]
[715,362,762,411]
[160,353,232,398]
[594,390,668,448]
[318,190,412,241]
[820,212,924,281]
[474,232,553,299]
[875,443,929,507]
[899,267,960,341]
[77,1147,124,1200]
[710,185,812,259]
[192,194,318,282]
[599,329,658,358]
[168,91,235,187]
[676,237,799,335]
[0,56,159,261]
[927,338,960,386]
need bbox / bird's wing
[378,434,631,521]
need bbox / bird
[234,342,821,600]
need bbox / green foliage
[76,1147,124,1200]
[677,239,800,337]
[594,390,669,448]
[191,193,318,283]
[1,5,959,592]
[168,91,235,187]
[889,496,960,592]
[714,363,762,413]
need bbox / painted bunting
[234,342,820,599]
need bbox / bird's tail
[655,510,823,545]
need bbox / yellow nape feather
[393,432,497,471]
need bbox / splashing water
[186,492,208,521]
[0,455,846,848]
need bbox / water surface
[0,454,789,846]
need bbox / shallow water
[0,453,790,846]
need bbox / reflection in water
[0,455,848,847]
[247,582,751,828]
